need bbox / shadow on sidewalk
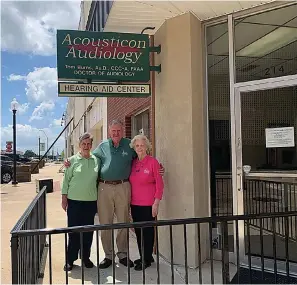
[67,259,185,284]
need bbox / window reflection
[235,4,297,82]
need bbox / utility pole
[11,98,18,186]
[38,137,41,160]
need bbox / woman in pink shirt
[129,135,164,271]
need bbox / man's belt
[99,179,129,185]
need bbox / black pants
[67,199,97,263]
[130,205,154,263]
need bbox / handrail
[11,185,48,284]
[11,187,297,284]
[10,186,47,233]
[11,211,297,237]
[246,173,297,178]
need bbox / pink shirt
[129,156,164,206]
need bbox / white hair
[109,119,123,128]
[79,132,93,144]
[130,135,152,152]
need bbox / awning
[104,0,275,34]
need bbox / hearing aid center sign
[57,30,150,82]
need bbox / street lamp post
[39,130,48,160]
[38,137,41,160]
[11,98,18,186]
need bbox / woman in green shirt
[61,132,100,271]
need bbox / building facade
[64,1,111,156]
[65,0,297,269]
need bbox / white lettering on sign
[62,32,146,65]
[265,127,295,148]
[59,83,150,97]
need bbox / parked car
[0,155,24,166]
[1,155,14,165]
[2,153,31,163]
[1,163,12,184]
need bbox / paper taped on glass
[265,127,295,148]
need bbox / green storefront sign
[57,30,150,82]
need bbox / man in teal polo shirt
[93,120,136,268]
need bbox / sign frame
[58,82,151,98]
[56,30,150,83]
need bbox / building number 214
[264,65,285,76]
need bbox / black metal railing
[11,211,297,284]
[11,186,47,284]
[215,174,233,216]
[214,175,297,239]
[244,179,297,241]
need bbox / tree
[24,150,36,158]
[61,150,65,159]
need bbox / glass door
[233,75,297,273]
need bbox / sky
[1,0,81,154]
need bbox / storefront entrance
[232,74,297,272]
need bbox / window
[87,1,100,32]
[105,1,110,14]
[206,21,232,217]
[132,110,150,139]
[94,2,99,31]
[84,115,87,132]
[100,1,105,31]
[235,4,297,82]
[1,155,12,161]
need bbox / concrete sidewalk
[1,163,64,284]
[40,166,236,284]
[41,213,187,284]
[2,163,236,284]
[41,168,188,284]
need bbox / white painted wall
[102,98,108,140]
[65,0,106,156]
[89,98,103,129]
[154,12,210,267]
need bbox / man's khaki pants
[97,181,131,260]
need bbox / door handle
[237,137,241,148]
[237,172,242,192]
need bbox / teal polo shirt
[93,138,137,181]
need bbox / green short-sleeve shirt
[92,138,136,181]
[61,152,100,201]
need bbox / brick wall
[107,37,155,140]
[107,97,152,139]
